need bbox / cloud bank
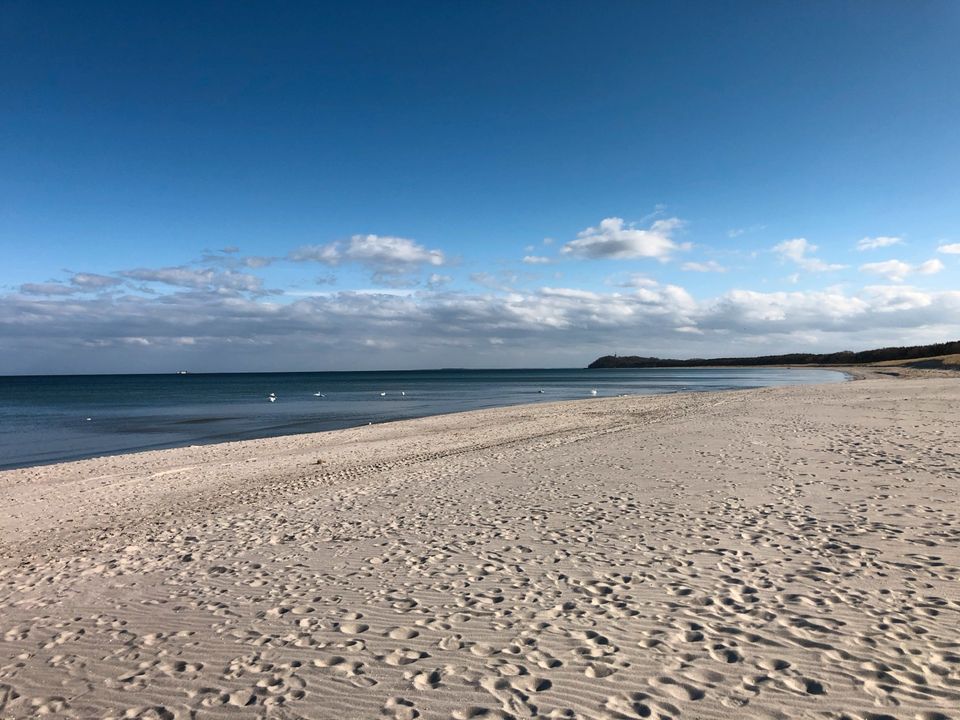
[4,280,958,373]
[4,218,956,374]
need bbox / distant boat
[269,392,277,402]
[590,389,598,396]
[313,392,325,397]
[537,389,545,394]
[176,370,189,375]
[400,391,406,396]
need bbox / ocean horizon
[0,367,846,470]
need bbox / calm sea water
[0,367,846,469]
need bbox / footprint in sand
[386,626,420,640]
[338,621,370,634]
[409,668,443,690]
[383,696,419,720]
[383,648,429,666]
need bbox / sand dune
[1,375,958,719]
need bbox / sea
[0,367,846,469]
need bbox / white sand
[1,374,958,719]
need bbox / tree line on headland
[587,340,960,369]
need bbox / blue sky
[2,1,959,372]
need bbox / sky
[1,0,959,373]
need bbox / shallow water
[0,367,845,469]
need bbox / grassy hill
[870,353,960,370]
[588,341,960,369]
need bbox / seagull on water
[268,392,277,402]
[379,391,387,397]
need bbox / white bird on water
[313,392,325,397]
[379,392,387,397]
[268,392,277,402]
[400,391,406,396]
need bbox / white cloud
[200,251,277,270]
[918,259,945,274]
[859,258,944,283]
[561,217,685,260]
[706,288,869,325]
[522,255,552,265]
[937,243,960,255]
[369,271,421,288]
[426,273,452,289]
[119,266,265,293]
[240,256,274,268]
[773,238,846,272]
[857,236,903,251]
[681,260,726,273]
[119,267,210,289]
[726,224,765,238]
[288,243,341,264]
[614,273,659,288]
[861,284,935,312]
[290,234,445,272]
[469,272,513,292]
[346,234,445,267]
[18,282,78,296]
[859,260,911,282]
[70,272,123,289]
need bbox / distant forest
[587,340,960,369]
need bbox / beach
[1,373,958,719]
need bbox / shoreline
[1,374,959,718]
[0,366,940,540]
[1,367,850,473]
[2,386,767,546]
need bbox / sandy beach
[1,373,958,720]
